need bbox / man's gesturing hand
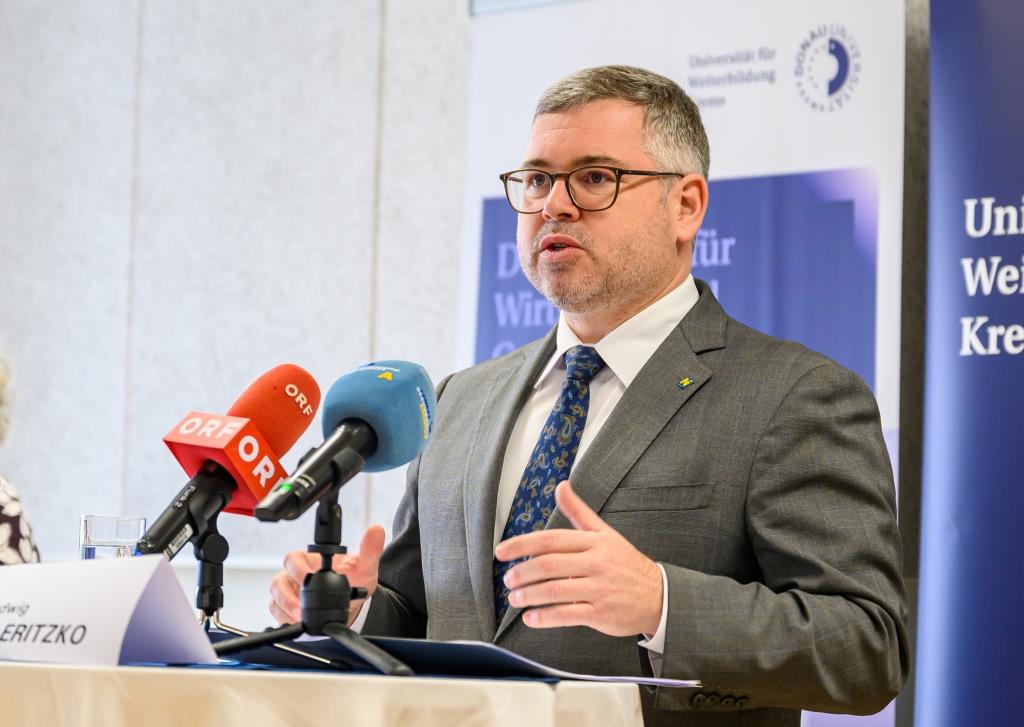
[269,524,386,626]
[494,481,664,637]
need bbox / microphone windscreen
[227,363,322,455]
[321,360,435,472]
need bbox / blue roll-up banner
[918,2,1024,725]
[461,2,905,725]
[476,169,879,389]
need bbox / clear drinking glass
[79,515,146,559]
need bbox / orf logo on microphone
[794,23,861,112]
[164,412,286,515]
[284,382,315,417]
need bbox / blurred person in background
[0,355,40,564]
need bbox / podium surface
[0,661,643,726]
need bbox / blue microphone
[254,361,435,522]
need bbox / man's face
[515,99,692,318]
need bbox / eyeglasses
[498,165,688,214]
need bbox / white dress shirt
[357,275,700,671]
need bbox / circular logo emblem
[795,24,861,111]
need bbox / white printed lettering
[994,204,1021,236]
[960,316,989,356]
[960,316,1024,356]
[237,435,259,462]
[252,456,276,486]
[997,263,1021,294]
[178,417,203,435]
[493,291,557,328]
[197,419,221,438]
[218,420,242,439]
[497,242,521,279]
[962,257,1002,296]
[964,197,994,238]
[285,384,315,417]
[1006,326,1024,355]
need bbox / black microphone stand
[212,486,413,676]
[195,528,228,620]
[193,512,335,668]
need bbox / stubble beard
[518,219,678,316]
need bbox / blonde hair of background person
[0,355,41,564]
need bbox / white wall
[0,0,470,625]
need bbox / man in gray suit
[271,65,909,725]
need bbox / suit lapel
[464,330,556,641]
[494,280,729,641]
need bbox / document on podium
[211,631,700,688]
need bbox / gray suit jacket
[364,281,909,726]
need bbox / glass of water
[79,515,146,559]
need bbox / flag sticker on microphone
[359,364,401,374]
[377,372,394,381]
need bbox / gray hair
[535,65,710,179]
[0,357,8,445]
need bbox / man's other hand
[269,524,386,626]
[494,481,664,637]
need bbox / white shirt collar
[534,274,700,389]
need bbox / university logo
[794,24,862,112]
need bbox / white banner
[459,0,904,463]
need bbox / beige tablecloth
[0,661,643,727]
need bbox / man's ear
[672,174,709,247]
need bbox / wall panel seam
[366,0,390,521]
[121,0,147,512]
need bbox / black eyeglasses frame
[498,165,689,213]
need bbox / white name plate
[0,554,217,666]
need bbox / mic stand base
[214,621,303,651]
[321,622,413,676]
[211,494,413,677]
[213,621,412,677]
[206,613,336,668]
[192,522,332,668]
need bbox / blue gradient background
[475,169,878,392]
[918,2,1024,725]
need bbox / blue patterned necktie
[493,345,605,622]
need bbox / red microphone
[136,364,321,559]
